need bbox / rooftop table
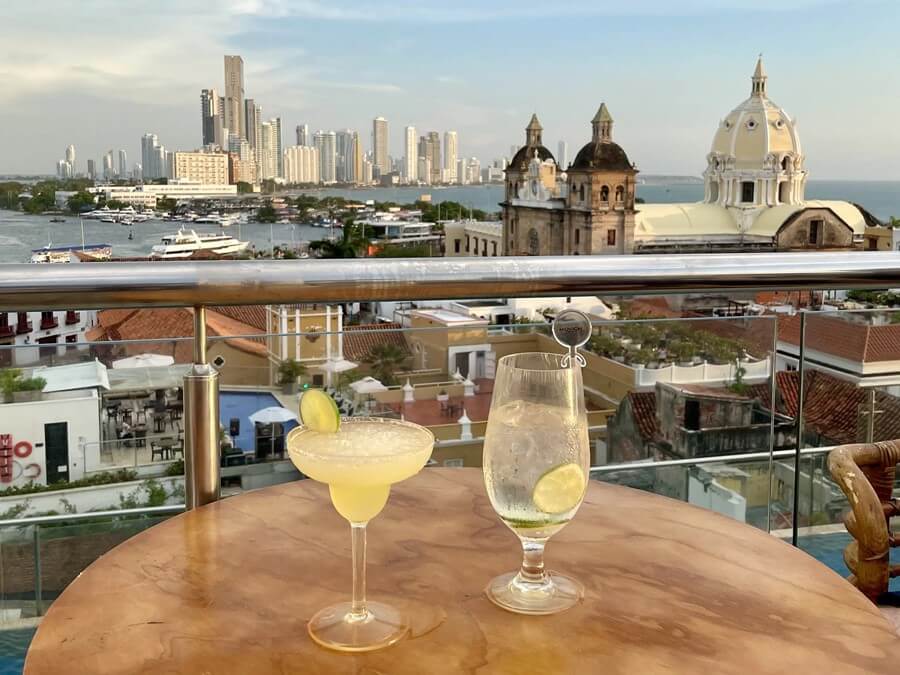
[24,468,900,674]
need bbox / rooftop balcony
[1,252,899,671]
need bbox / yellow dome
[710,57,801,170]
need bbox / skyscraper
[557,140,568,169]
[372,117,388,175]
[244,99,260,150]
[65,145,76,174]
[443,131,458,184]
[425,131,441,184]
[335,129,354,183]
[403,126,417,183]
[350,131,363,185]
[86,159,96,180]
[102,151,114,181]
[118,149,127,177]
[314,130,337,184]
[296,124,310,147]
[271,117,283,178]
[201,89,221,147]
[223,55,245,139]
[141,133,159,180]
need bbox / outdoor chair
[827,440,900,633]
[150,442,166,462]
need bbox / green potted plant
[12,376,46,403]
[277,359,307,394]
[0,369,22,403]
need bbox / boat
[150,229,250,259]
[30,243,112,264]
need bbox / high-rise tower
[223,55,245,139]
[372,117,389,175]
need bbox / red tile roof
[90,308,265,362]
[627,391,659,443]
[778,313,900,363]
[343,323,409,362]
[212,306,268,332]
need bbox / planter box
[12,390,42,403]
[281,383,298,395]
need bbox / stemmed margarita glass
[482,352,590,614]
[287,410,434,652]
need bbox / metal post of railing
[791,310,807,547]
[183,306,220,509]
[32,525,42,616]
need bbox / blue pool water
[218,390,298,454]
[799,532,899,592]
[0,627,35,675]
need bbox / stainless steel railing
[3,251,899,513]
[1,251,900,310]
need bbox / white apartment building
[0,309,98,368]
[404,126,418,183]
[373,117,389,174]
[173,151,229,185]
[314,131,337,184]
[444,131,458,183]
[89,181,237,205]
[283,145,320,184]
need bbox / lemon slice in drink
[532,463,586,514]
[299,390,341,433]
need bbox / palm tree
[363,343,407,386]
[309,219,370,258]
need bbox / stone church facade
[502,59,875,257]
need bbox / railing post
[33,525,42,616]
[183,306,220,509]
[791,310,807,547]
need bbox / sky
[1,0,899,179]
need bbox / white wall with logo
[0,391,102,487]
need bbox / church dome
[569,103,633,171]
[709,57,801,170]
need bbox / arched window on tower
[528,229,539,256]
[781,156,791,172]
[578,184,585,201]
[615,185,624,202]
[600,185,610,202]
[709,182,719,202]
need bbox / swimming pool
[219,390,298,455]
[799,532,899,592]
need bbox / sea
[1,180,898,264]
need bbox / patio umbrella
[112,353,176,370]
[350,376,388,394]
[248,406,299,425]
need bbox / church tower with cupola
[704,56,808,230]
[565,104,639,254]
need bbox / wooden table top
[24,468,900,674]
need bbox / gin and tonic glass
[287,417,434,651]
[483,352,590,614]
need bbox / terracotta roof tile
[212,306,268,332]
[628,391,659,443]
[343,323,409,362]
[778,313,900,363]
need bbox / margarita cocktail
[287,396,434,653]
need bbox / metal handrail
[2,251,900,310]
[0,504,184,528]
[589,444,834,475]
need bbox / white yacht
[150,229,250,259]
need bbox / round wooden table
[24,469,900,674]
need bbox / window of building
[579,185,585,201]
[600,185,610,202]
[528,229,539,256]
[465,235,470,252]
[511,219,516,234]
[473,237,479,252]
[482,240,488,256]
[575,229,580,246]
[491,241,497,256]
[684,399,701,431]
[615,185,624,202]
[454,238,461,253]
[607,229,616,246]
[809,219,822,245]
[741,181,755,203]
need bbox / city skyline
[1,1,898,179]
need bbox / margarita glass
[287,416,434,652]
